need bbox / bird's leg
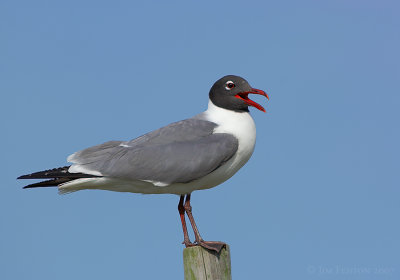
[178,195,195,248]
[183,194,204,242]
[184,194,226,253]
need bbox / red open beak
[235,88,269,112]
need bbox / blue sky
[1,1,399,279]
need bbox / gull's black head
[209,75,269,112]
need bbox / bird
[18,75,269,252]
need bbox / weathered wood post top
[183,245,231,280]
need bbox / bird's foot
[182,240,196,248]
[196,240,226,253]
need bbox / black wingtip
[23,184,55,189]
[17,166,72,180]
[18,166,101,190]
[21,178,74,189]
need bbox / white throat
[203,100,256,136]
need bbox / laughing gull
[18,75,269,252]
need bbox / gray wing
[68,118,239,184]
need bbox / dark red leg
[183,194,204,242]
[178,195,195,248]
[183,194,226,253]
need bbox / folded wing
[68,118,239,184]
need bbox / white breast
[189,101,257,189]
[204,100,256,164]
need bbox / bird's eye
[225,81,235,90]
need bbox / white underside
[59,101,256,195]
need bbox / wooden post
[183,245,231,280]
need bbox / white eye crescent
[225,81,235,90]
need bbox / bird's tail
[18,166,99,189]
